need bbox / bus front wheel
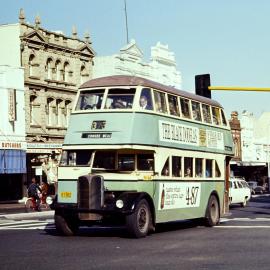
[126,199,151,238]
[55,211,79,236]
[204,195,220,227]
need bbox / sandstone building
[0,9,95,197]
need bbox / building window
[56,99,65,127]
[80,65,88,84]
[30,95,38,125]
[29,54,35,77]
[63,62,70,82]
[46,98,56,126]
[46,58,53,80]
[55,60,62,81]
[65,100,72,126]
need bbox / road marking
[216,225,270,228]
[221,217,270,222]
[0,219,55,230]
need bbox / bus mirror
[195,74,211,99]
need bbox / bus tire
[55,211,79,236]
[204,194,220,227]
[126,199,151,238]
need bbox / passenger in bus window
[185,167,192,177]
[139,95,152,110]
[202,104,212,123]
[110,98,126,109]
[161,159,169,176]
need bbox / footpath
[0,198,52,215]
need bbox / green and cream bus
[50,75,234,238]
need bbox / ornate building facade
[0,9,95,198]
[93,39,182,88]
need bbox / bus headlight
[46,196,54,205]
[116,199,124,209]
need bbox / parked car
[254,185,264,194]
[247,181,265,194]
[247,181,257,195]
[229,177,251,207]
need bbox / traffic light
[195,74,211,98]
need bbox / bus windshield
[75,89,105,110]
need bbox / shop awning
[0,149,26,174]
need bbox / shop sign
[8,89,16,122]
[27,143,62,149]
[0,141,27,150]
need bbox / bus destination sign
[82,132,112,139]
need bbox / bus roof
[79,75,222,108]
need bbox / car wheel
[241,198,248,207]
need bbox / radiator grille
[78,175,104,209]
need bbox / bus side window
[215,161,221,177]
[180,98,191,119]
[212,107,221,125]
[161,158,170,176]
[206,159,213,177]
[191,101,202,121]
[195,158,203,177]
[139,88,153,110]
[202,104,212,124]
[168,95,180,117]
[184,157,193,177]
[172,156,181,177]
[154,91,167,114]
[220,109,227,126]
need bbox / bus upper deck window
[180,98,191,119]
[212,107,221,125]
[105,88,135,109]
[220,110,227,126]
[139,88,153,110]
[76,89,104,110]
[154,91,167,114]
[168,95,180,117]
[202,104,212,124]
[191,101,202,121]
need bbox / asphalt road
[1,195,270,270]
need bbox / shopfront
[26,143,62,194]
[0,141,27,201]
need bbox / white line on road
[216,225,270,228]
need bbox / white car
[229,177,251,207]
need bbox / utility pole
[124,0,129,44]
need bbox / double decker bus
[51,75,234,238]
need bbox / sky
[1,0,270,118]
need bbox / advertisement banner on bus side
[159,120,224,150]
[159,182,201,210]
